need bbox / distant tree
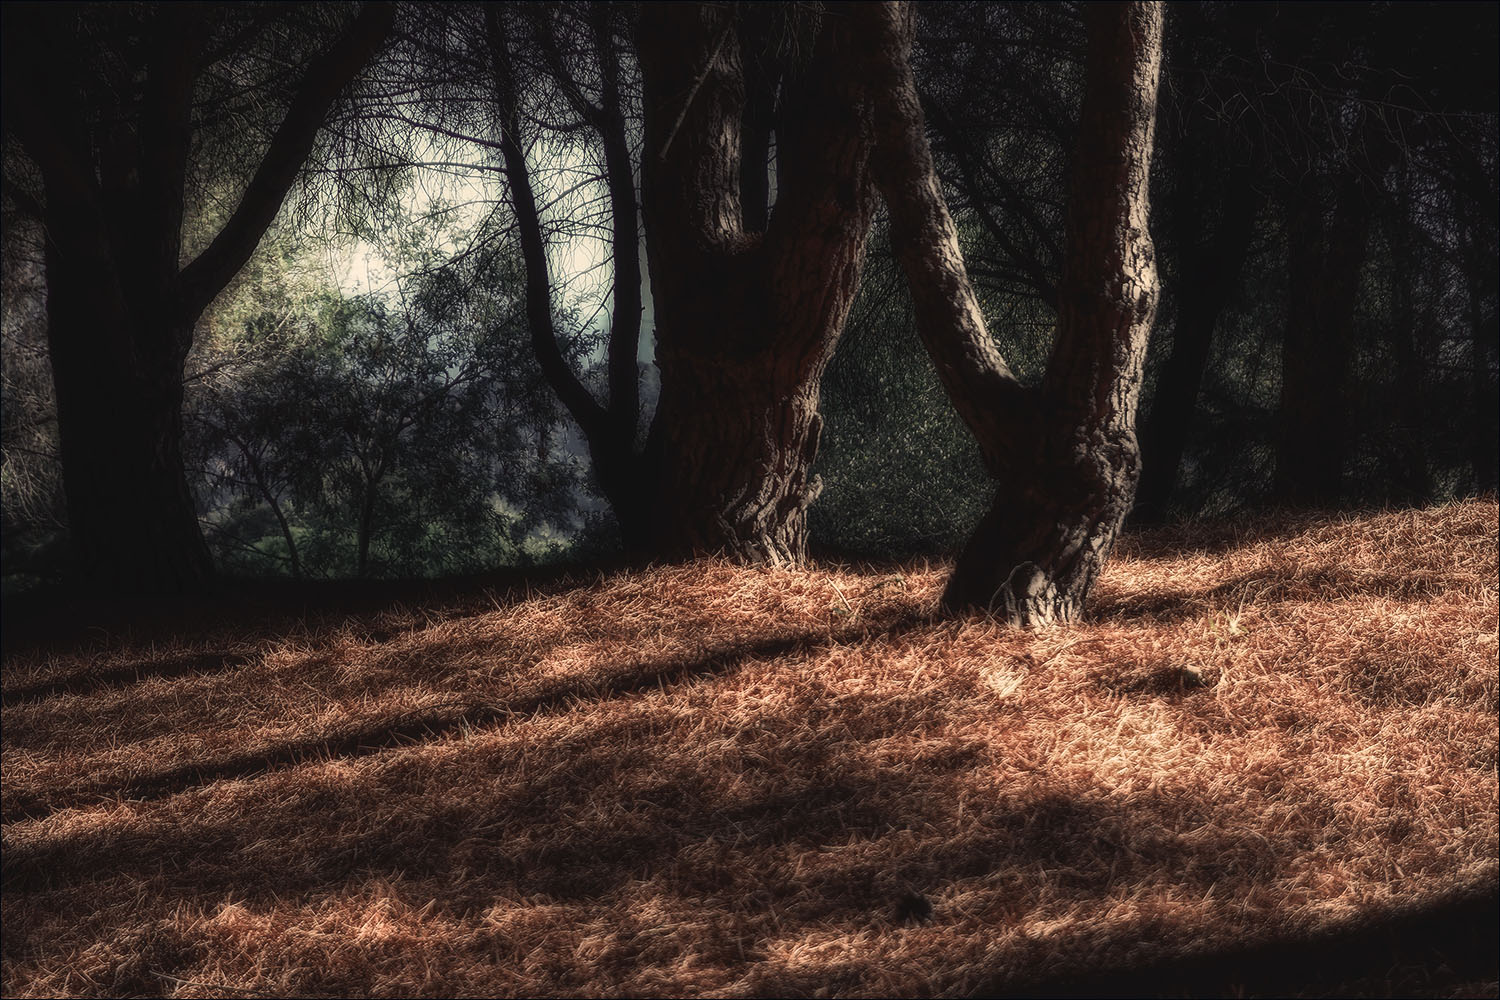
[1132,2,1262,522]
[0,2,393,593]
[0,212,66,588]
[872,0,1164,622]
[1190,2,1497,509]
[478,3,656,553]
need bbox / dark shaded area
[2,2,1495,594]
[1003,888,1499,999]
[0,651,252,706]
[0,560,611,660]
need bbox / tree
[633,1,887,564]
[1132,3,1262,522]
[188,262,576,581]
[477,2,886,564]
[0,2,393,593]
[482,3,655,552]
[872,0,1164,623]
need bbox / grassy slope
[2,501,1496,998]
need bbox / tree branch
[867,2,1033,475]
[179,2,396,319]
[484,5,608,439]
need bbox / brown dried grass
[2,501,1496,998]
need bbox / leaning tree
[871,0,1164,623]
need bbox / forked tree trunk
[635,2,878,564]
[5,3,392,593]
[871,0,1163,624]
[492,3,875,564]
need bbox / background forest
[1,1,1496,593]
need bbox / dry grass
[2,501,1496,998]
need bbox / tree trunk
[355,487,377,578]
[6,4,392,593]
[645,289,832,564]
[1274,171,1372,506]
[1134,169,1259,522]
[1386,177,1432,504]
[43,229,214,592]
[871,0,1163,625]
[489,5,656,553]
[635,2,878,565]
[1466,219,1499,494]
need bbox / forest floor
[2,500,1497,998]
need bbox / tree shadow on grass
[0,650,255,706]
[0,604,937,823]
[4,636,1492,997]
[0,560,610,659]
[1088,563,1454,625]
[999,887,1498,999]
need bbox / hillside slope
[3,501,1497,997]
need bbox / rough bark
[872,0,1163,625]
[3,3,393,593]
[634,2,879,564]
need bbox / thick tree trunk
[872,0,1163,625]
[43,230,214,592]
[7,4,392,593]
[647,335,827,564]
[635,2,878,565]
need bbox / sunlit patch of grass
[2,500,1496,997]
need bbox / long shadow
[0,651,254,706]
[0,710,1305,906]
[1089,563,1454,625]
[2,606,935,825]
[0,560,611,659]
[5,659,1491,999]
[8,703,1488,998]
[998,887,1499,998]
